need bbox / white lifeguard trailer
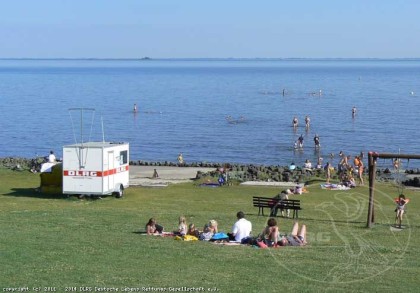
[62,141,129,198]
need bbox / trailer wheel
[115,185,124,198]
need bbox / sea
[1,58,420,169]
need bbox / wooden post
[367,152,377,228]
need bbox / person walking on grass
[395,194,409,228]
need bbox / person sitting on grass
[347,176,356,188]
[293,185,304,195]
[278,222,307,246]
[303,159,313,175]
[146,218,163,235]
[258,218,280,247]
[340,173,356,188]
[177,216,187,236]
[316,156,323,169]
[208,219,218,233]
[200,220,218,241]
[228,211,252,242]
[187,223,200,238]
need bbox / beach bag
[210,232,229,241]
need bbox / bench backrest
[252,197,274,206]
[277,199,301,208]
[253,196,301,208]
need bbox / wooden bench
[252,196,302,219]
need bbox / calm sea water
[1,59,420,168]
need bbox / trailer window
[120,150,128,165]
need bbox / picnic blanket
[320,183,351,190]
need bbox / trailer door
[107,151,114,192]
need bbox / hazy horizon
[1,1,419,59]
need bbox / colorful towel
[320,184,351,190]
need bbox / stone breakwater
[1,157,311,182]
[0,157,46,171]
[130,160,313,182]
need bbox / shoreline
[2,157,420,187]
[2,156,420,174]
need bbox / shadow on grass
[5,187,69,200]
[132,231,148,235]
[249,214,366,225]
[4,188,117,201]
[305,178,329,186]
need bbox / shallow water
[1,59,419,168]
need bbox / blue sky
[1,0,419,58]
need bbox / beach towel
[210,232,229,241]
[320,184,351,190]
[174,235,198,241]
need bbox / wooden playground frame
[367,151,420,228]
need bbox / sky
[0,0,419,58]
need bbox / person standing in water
[305,115,310,129]
[133,103,138,113]
[292,116,299,128]
[297,134,304,148]
[352,106,357,117]
[313,134,320,148]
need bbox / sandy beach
[129,165,298,187]
[129,165,216,186]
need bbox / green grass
[1,167,419,292]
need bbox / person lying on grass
[278,222,307,246]
[257,220,307,247]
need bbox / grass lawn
[1,168,419,292]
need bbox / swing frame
[367,152,420,228]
